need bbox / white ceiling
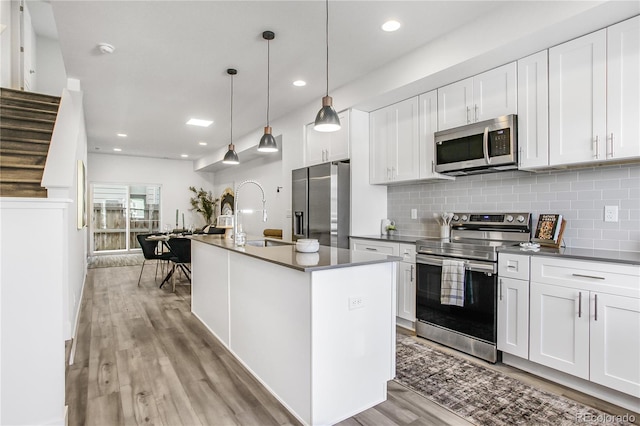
[45,1,505,163]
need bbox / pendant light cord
[325,0,329,97]
[230,72,234,144]
[267,38,270,125]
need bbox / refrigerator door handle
[294,211,305,237]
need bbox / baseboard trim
[68,272,87,366]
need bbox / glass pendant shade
[314,96,341,132]
[257,126,278,152]
[222,144,239,164]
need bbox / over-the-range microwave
[434,114,517,176]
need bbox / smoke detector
[98,43,115,54]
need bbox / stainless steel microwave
[434,115,517,175]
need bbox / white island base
[191,237,397,426]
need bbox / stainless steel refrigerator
[292,161,350,248]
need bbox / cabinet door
[590,293,640,397]
[437,77,473,130]
[497,277,529,358]
[349,238,399,256]
[391,97,420,182]
[398,261,416,322]
[549,29,607,166]
[419,90,452,180]
[530,282,589,379]
[327,110,350,162]
[517,51,549,169]
[473,62,517,122]
[305,122,328,166]
[607,16,640,161]
[369,107,392,184]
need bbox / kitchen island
[189,235,400,426]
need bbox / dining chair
[136,234,172,286]
[165,237,192,292]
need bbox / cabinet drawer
[350,239,399,256]
[531,256,640,297]
[498,253,530,280]
[399,243,416,263]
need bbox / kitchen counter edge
[498,245,640,266]
[191,235,402,272]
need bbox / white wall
[0,0,13,88]
[88,153,215,230]
[36,36,66,96]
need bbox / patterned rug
[395,334,634,425]
[87,254,144,268]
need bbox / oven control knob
[461,215,468,221]
[517,215,525,223]
[452,215,459,221]
[506,215,514,222]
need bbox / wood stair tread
[1,87,61,104]
[1,113,56,124]
[1,104,58,115]
[0,164,45,170]
[0,148,48,156]
[0,177,42,183]
[0,136,51,145]
[0,124,54,134]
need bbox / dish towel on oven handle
[441,259,465,307]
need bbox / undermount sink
[245,239,294,248]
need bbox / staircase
[1,87,61,198]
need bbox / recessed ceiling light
[198,141,208,146]
[186,118,213,127]
[181,154,189,158]
[117,133,127,137]
[382,20,401,32]
[113,148,122,152]
[293,80,306,87]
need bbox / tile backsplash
[387,163,640,252]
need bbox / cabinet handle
[609,133,614,158]
[578,291,582,318]
[499,278,503,301]
[572,273,605,280]
[365,247,378,251]
[410,264,414,282]
[593,135,599,159]
[431,160,435,173]
[594,294,598,321]
[474,104,478,122]
[466,106,471,124]
[391,166,396,180]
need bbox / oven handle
[416,254,496,274]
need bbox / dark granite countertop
[498,245,640,266]
[191,235,401,272]
[350,234,428,244]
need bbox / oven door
[415,254,497,345]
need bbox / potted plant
[386,224,397,235]
[189,186,219,226]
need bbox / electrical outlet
[411,208,418,220]
[604,205,618,222]
[348,296,365,310]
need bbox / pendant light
[223,68,240,165]
[314,0,340,132]
[257,30,278,153]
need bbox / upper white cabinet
[304,109,350,166]
[517,51,549,169]
[418,90,452,180]
[437,62,517,131]
[370,97,420,184]
[549,16,640,166]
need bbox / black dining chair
[136,234,172,286]
[165,237,192,292]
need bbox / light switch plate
[411,208,418,220]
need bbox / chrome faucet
[233,179,267,245]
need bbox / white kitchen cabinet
[590,292,640,397]
[350,238,416,329]
[606,16,640,161]
[497,253,530,359]
[437,62,517,131]
[530,282,590,379]
[549,16,640,166]
[369,97,419,184]
[517,51,549,169]
[418,90,453,180]
[304,109,350,166]
[529,256,640,397]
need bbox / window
[91,184,161,253]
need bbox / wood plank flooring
[66,264,635,426]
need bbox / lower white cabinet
[497,253,530,359]
[529,256,640,397]
[350,238,416,328]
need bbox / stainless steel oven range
[415,213,531,363]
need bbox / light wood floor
[66,263,636,426]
